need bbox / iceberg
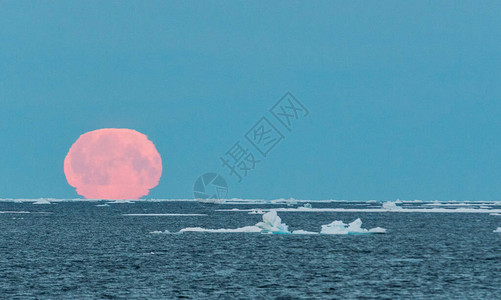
[255,210,290,234]
[172,211,384,236]
[33,199,51,205]
[286,198,298,206]
[177,210,290,234]
[320,218,386,235]
[382,201,402,211]
[494,227,501,233]
[179,226,261,233]
[320,220,349,234]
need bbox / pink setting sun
[64,128,162,200]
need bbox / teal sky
[1,1,501,200]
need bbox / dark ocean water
[0,201,500,299]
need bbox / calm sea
[1,200,500,299]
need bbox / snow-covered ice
[150,230,171,234]
[176,210,290,234]
[156,211,386,236]
[291,230,319,235]
[382,201,402,211]
[33,199,51,205]
[494,227,501,233]
[255,210,290,234]
[320,218,386,235]
[368,227,387,234]
[179,226,262,233]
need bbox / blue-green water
[1,201,500,299]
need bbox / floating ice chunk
[321,220,349,234]
[292,230,319,235]
[108,200,134,204]
[171,212,385,235]
[346,218,369,234]
[255,210,290,234]
[96,204,109,207]
[177,210,290,234]
[494,227,501,233]
[33,199,51,205]
[490,213,501,216]
[368,227,387,234]
[179,226,261,233]
[286,198,298,206]
[320,218,386,235]
[382,201,402,211]
[150,230,171,234]
[196,198,226,204]
[303,203,313,209]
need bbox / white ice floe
[382,201,402,211]
[108,200,135,204]
[490,213,501,216]
[176,210,290,234]
[162,211,386,236]
[96,204,109,207]
[150,230,171,234]
[255,210,290,234]
[285,198,298,206]
[33,199,51,205]
[0,211,31,214]
[320,218,386,235]
[291,230,319,235]
[217,207,501,214]
[368,227,387,234]
[179,226,262,233]
[124,213,208,217]
[196,198,226,204]
[493,227,501,233]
